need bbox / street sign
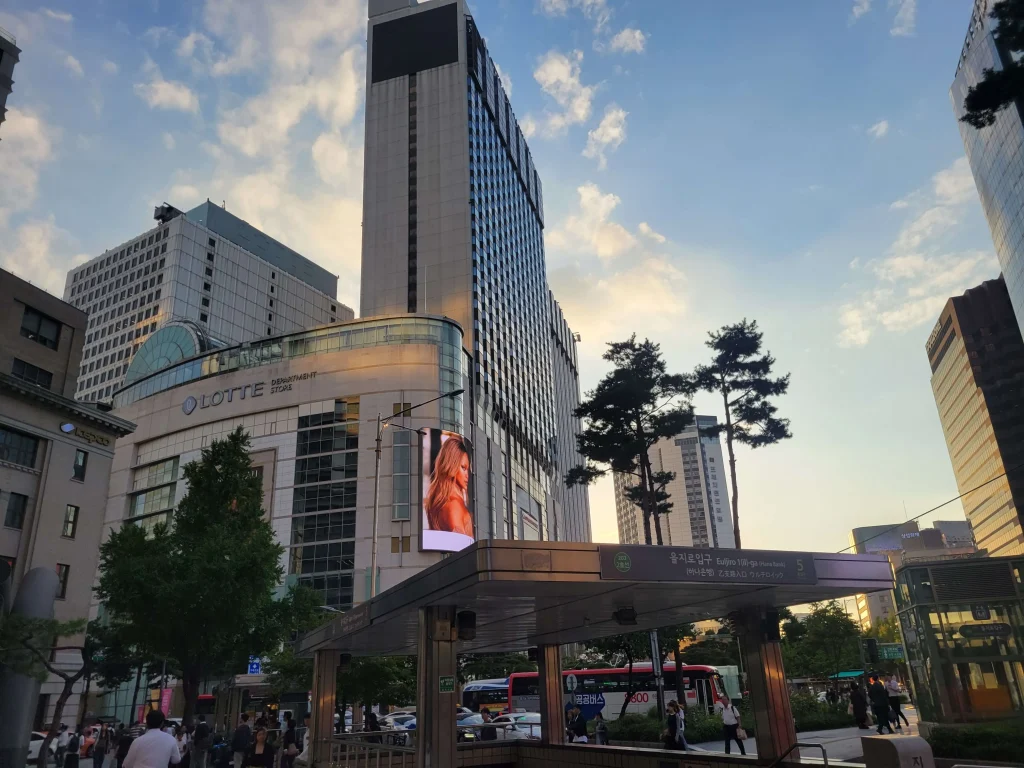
[878,643,904,661]
[960,623,1011,638]
[598,545,817,585]
[439,675,455,693]
[248,656,262,674]
[566,673,578,692]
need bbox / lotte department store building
[104,316,464,609]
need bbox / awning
[298,541,893,657]
[829,670,867,679]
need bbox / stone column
[736,608,797,762]
[537,644,564,745]
[415,606,458,768]
[309,650,340,768]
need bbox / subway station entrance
[298,540,895,768]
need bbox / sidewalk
[692,707,920,762]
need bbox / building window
[205,267,213,277]
[11,359,53,390]
[62,505,79,539]
[390,536,411,553]
[267,327,272,335]
[207,252,215,262]
[0,427,39,469]
[268,313,273,321]
[392,402,412,416]
[4,493,29,529]
[203,282,211,292]
[72,450,88,481]
[392,431,411,521]
[200,313,209,323]
[201,298,210,307]
[20,306,61,350]
[56,564,70,599]
[208,237,216,247]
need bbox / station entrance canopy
[298,540,892,656]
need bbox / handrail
[768,741,829,768]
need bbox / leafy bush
[605,713,662,743]
[795,712,856,732]
[927,722,1021,761]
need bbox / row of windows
[294,452,358,486]
[11,359,53,390]
[5,497,80,539]
[290,511,356,545]
[72,226,170,285]
[129,483,176,518]
[0,427,39,469]
[296,423,359,457]
[133,458,179,492]
[292,481,356,515]
[288,540,355,575]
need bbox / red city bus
[507,662,730,720]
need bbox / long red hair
[425,436,470,530]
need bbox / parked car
[491,713,541,741]
[379,712,416,746]
[28,732,57,765]
[456,713,482,743]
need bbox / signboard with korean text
[439,675,456,693]
[878,643,905,660]
[598,545,817,586]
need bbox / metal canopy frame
[298,540,893,657]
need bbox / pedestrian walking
[714,700,746,755]
[868,676,894,735]
[94,723,112,768]
[241,728,274,768]
[122,711,180,768]
[566,706,587,744]
[593,712,608,745]
[56,724,70,768]
[849,682,869,729]
[281,719,298,768]
[479,709,497,742]
[362,713,382,745]
[662,701,686,751]
[886,674,910,730]
[65,727,82,768]
[174,725,190,768]
[230,715,252,768]
[192,716,211,768]
[114,728,134,768]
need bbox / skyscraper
[0,26,19,137]
[951,0,1024,333]
[359,0,589,542]
[614,416,735,548]
[927,276,1024,557]
[63,201,352,403]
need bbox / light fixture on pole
[369,388,464,598]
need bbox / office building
[952,0,1024,334]
[0,267,135,728]
[0,26,19,136]
[358,0,589,543]
[614,416,735,548]
[927,276,1024,557]
[895,555,1024,722]
[62,201,352,404]
[850,520,978,631]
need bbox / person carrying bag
[715,700,746,755]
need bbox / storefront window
[948,661,1024,718]
[941,603,1021,658]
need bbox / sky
[0,0,996,554]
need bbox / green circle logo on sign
[614,552,631,573]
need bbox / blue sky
[0,0,996,551]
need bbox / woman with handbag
[714,700,746,755]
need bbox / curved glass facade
[113,316,466,431]
[122,321,224,386]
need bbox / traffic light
[863,638,879,664]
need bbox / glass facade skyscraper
[951,0,1024,334]
[360,0,590,543]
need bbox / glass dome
[123,321,223,386]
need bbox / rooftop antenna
[903,500,908,521]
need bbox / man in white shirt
[56,724,70,767]
[714,700,746,756]
[886,674,910,730]
[123,711,181,768]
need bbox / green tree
[801,601,861,683]
[339,657,417,711]
[96,428,323,724]
[264,644,314,700]
[688,319,791,548]
[778,607,807,643]
[960,0,1024,129]
[678,638,740,668]
[587,632,651,719]
[0,615,90,760]
[864,616,902,645]
[459,653,536,683]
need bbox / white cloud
[850,0,871,22]
[102,59,119,74]
[547,182,637,262]
[0,217,89,297]
[583,104,627,169]
[638,222,666,244]
[311,131,355,185]
[608,27,646,53]
[178,31,213,59]
[867,119,889,139]
[891,0,916,37]
[520,116,538,138]
[525,50,596,138]
[0,108,58,227]
[63,54,83,77]
[162,132,176,150]
[143,26,172,45]
[836,156,996,347]
[493,61,512,98]
[42,8,73,22]
[134,59,200,113]
[539,0,611,32]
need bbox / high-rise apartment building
[0,26,19,136]
[927,276,1024,557]
[614,416,735,548]
[952,0,1024,334]
[63,201,352,403]
[0,267,135,728]
[359,0,589,542]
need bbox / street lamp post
[369,389,464,598]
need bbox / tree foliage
[586,632,651,719]
[95,428,324,724]
[567,336,692,545]
[960,0,1024,129]
[863,616,901,644]
[688,319,791,548]
[678,638,740,668]
[339,657,417,709]
[780,601,861,682]
[459,653,536,683]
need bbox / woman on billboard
[424,434,474,538]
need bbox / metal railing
[455,721,542,745]
[768,742,829,768]
[0,25,15,45]
[327,732,414,767]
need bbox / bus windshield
[462,679,509,713]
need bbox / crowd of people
[843,673,911,735]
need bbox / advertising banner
[421,429,474,552]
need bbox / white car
[378,712,416,746]
[28,732,57,765]
[491,713,541,741]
